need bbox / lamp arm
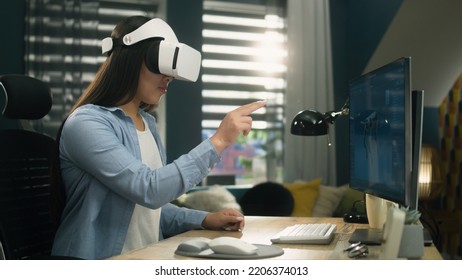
[323,98,350,124]
[341,97,350,111]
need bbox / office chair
[0,75,69,259]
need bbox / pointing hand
[210,100,266,153]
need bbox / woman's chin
[145,95,164,106]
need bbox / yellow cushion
[283,178,322,217]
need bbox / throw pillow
[311,185,348,217]
[283,178,321,217]
[183,186,242,212]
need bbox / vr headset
[101,18,201,82]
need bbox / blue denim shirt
[51,104,220,259]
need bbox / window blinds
[201,0,287,130]
[201,0,287,182]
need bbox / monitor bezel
[409,89,424,211]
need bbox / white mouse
[177,237,211,253]
[209,237,258,256]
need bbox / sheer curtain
[284,0,336,185]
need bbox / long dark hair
[51,16,158,225]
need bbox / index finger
[235,100,266,116]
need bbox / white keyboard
[270,223,337,245]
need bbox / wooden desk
[110,216,442,260]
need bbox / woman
[51,16,265,259]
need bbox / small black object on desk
[343,212,368,224]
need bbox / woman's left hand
[202,208,245,231]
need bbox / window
[24,0,164,138]
[201,0,287,185]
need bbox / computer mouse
[208,237,258,256]
[177,237,211,253]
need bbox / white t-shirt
[122,117,162,253]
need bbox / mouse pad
[175,244,284,259]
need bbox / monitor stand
[348,194,391,245]
[348,228,383,245]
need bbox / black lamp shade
[290,110,328,136]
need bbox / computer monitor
[347,57,423,244]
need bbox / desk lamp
[418,144,443,200]
[290,98,349,144]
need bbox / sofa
[175,178,366,218]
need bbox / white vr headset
[101,18,201,82]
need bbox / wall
[0,1,25,74]
[0,1,26,130]
[366,0,462,108]
[165,0,203,163]
[329,0,403,185]
[366,0,462,149]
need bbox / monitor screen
[349,57,412,208]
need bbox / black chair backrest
[0,74,64,259]
[1,74,52,120]
[0,130,58,259]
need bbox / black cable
[418,203,441,249]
